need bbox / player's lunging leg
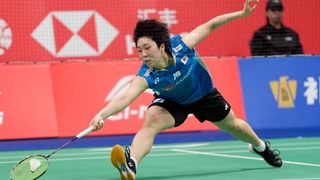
[214,110,283,167]
[111,106,175,180]
[131,106,175,163]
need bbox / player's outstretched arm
[182,0,259,49]
[89,76,148,131]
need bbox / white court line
[171,149,320,167]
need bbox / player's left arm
[182,0,259,49]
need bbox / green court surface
[1,137,320,180]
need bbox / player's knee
[142,115,163,132]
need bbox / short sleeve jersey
[137,35,214,104]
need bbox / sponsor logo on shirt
[173,44,182,53]
[163,84,176,91]
[173,71,181,80]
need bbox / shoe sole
[111,144,135,180]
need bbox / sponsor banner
[0,64,58,139]
[0,57,244,139]
[1,0,319,62]
[53,57,244,137]
[239,56,320,129]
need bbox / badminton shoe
[111,144,136,180]
[248,140,283,167]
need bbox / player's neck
[154,54,173,70]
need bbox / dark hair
[134,19,172,56]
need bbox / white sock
[253,140,266,152]
[131,157,138,168]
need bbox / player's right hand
[89,114,105,131]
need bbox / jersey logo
[163,84,176,91]
[143,67,152,77]
[152,98,164,103]
[181,56,188,65]
[173,71,181,80]
[154,77,160,84]
[173,44,182,53]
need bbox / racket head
[10,155,49,180]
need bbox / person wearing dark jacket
[250,0,303,56]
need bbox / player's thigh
[144,105,175,131]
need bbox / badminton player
[89,0,282,179]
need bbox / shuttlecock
[29,158,41,173]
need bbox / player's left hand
[242,0,259,17]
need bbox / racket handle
[76,126,94,139]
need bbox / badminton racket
[10,126,94,180]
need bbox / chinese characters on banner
[304,77,319,105]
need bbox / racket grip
[76,126,94,139]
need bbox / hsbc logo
[0,111,3,126]
[31,10,118,58]
[0,19,12,56]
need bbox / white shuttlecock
[29,158,41,173]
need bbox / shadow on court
[136,167,273,180]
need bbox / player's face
[136,37,164,68]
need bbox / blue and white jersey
[137,35,214,104]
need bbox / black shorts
[149,88,231,127]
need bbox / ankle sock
[254,140,266,152]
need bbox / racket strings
[10,155,49,180]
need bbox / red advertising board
[0,64,58,139]
[0,57,245,139]
[0,0,319,62]
[52,57,245,137]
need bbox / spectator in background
[250,0,303,56]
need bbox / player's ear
[160,43,165,52]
